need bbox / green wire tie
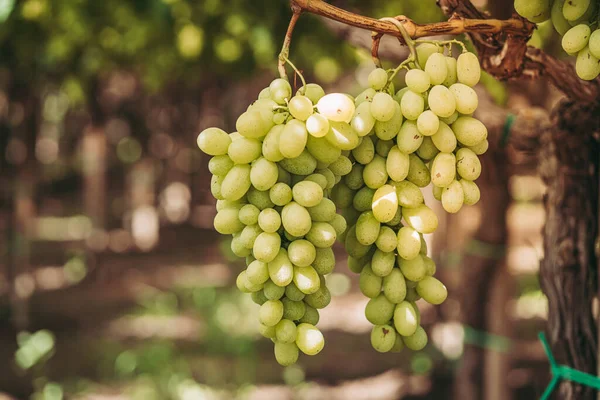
[539,332,600,400]
[463,325,512,353]
[500,113,516,148]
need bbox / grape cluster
[515,0,600,80]
[198,79,358,366]
[338,45,487,353]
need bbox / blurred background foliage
[0,0,558,399]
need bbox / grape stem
[278,6,302,81]
[415,38,467,54]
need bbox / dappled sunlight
[106,315,204,341]
[431,322,464,360]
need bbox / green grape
[258,87,271,100]
[250,158,279,191]
[370,92,396,122]
[395,87,409,104]
[304,113,329,138]
[282,297,306,320]
[353,187,376,212]
[348,255,367,273]
[228,137,261,165]
[442,180,465,213]
[440,111,459,125]
[308,198,337,222]
[294,265,321,294]
[247,259,270,285]
[239,224,262,249]
[400,90,425,121]
[452,116,488,146]
[376,139,395,157]
[208,155,234,176]
[397,226,421,261]
[371,325,397,353]
[456,148,482,180]
[416,136,440,161]
[306,135,342,164]
[460,179,481,206]
[395,180,424,208]
[352,136,375,165]
[568,0,596,25]
[372,184,399,223]
[372,249,395,277]
[285,283,306,301]
[296,323,325,355]
[299,305,320,325]
[405,69,431,93]
[355,87,377,106]
[211,175,224,200]
[267,249,294,287]
[318,168,336,190]
[331,182,354,208]
[431,152,457,188]
[317,93,356,123]
[449,83,479,115]
[279,150,317,176]
[589,29,600,58]
[396,120,424,154]
[416,43,440,68]
[236,110,271,138]
[304,282,331,310]
[236,271,252,293]
[274,341,299,366]
[253,232,281,263]
[576,46,600,80]
[391,332,405,353]
[275,319,298,344]
[345,225,373,259]
[431,121,457,153]
[443,56,458,86]
[365,294,395,325]
[214,208,244,234]
[325,121,360,150]
[306,222,337,248]
[551,0,571,35]
[239,204,260,225]
[416,276,448,305]
[386,146,410,182]
[329,155,353,176]
[260,125,284,162]
[330,214,347,237]
[457,52,481,87]
[197,127,232,156]
[394,301,419,336]
[277,166,292,185]
[375,102,404,140]
[376,226,398,253]
[273,112,289,125]
[289,95,314,121]
[368,68,389,90]
[514,0,551,21]
[251,99,277,123]
[359,264,383,298]
[417,110,440,137]
[292,181,324,208]
[345,164,365,190]
[363,155,389,189]
[259,299,284,327]
[270,78,292,104]
[386,207,403,227]
[425,53,448,85]
[351,101,376,137]
[232,236,253,258]
[264,280,286,300]
[282,202,312,237]
[248,188,275,210]
[312,247,335,275]
[269,183,293,206]
[356,211,381,246]
[406,154,431,188]
[562,24,591,54]
[383,268,407,303]
[562,0,590,21]
[298,83,326,104]
[280,119,308,159]
[423,255,436,275]
[428,85,456,118]
[216,199,243,212]
[403,326,428,351]
[258,208,281,233]
[305,174,328,190]
[398,253,426,282]
[221,165,252,201]
[402,205,439,234]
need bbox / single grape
[562,0,590,21]
[221,164,252,201]
[428,85,457,118]
[416,110,440,136]
[197,127,231,156]
[402,204,438,234]
[383,268,407,304]
[424,53,448,85]
[280,119,308,159]
[460,179,481,206]
[449,83,479,115]
[326,121,360,150]
[298,83,326,104]
[375,102,404,140]
[456,52,481,87]
[576,46,600,80]
[416,276,448,305]
[363,155,389,189]
[452,117,488,146]
[394,301,419,336]
[259,299,284,327]
[365,294,395,325]
[416,43,440,68]
[397,120,424,154]
[372,184,399,223]
[368,68,389,90]
[253,232,281,263]
[370,92,396,122]
[282,202,312,237]
[400,90,425,121]
[441,180,465,213]
[405,69,431,93]
[270,78,292,104]
[430,152,457,188]
[395,180,424,208]
[295,323,325,355]
[562,24,591,54]
[306,113,330,138]
[403,326,428,351]
[386,146,410,182]
[359,264,383,298]
[589,29,600,58]
[289,95,314,121]
[317,93,356,123]
[274,342,299,366]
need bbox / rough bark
[539,100,600,399]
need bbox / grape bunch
[337,45,487,353]
[515,0,600,80]
[197,78,358,366]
